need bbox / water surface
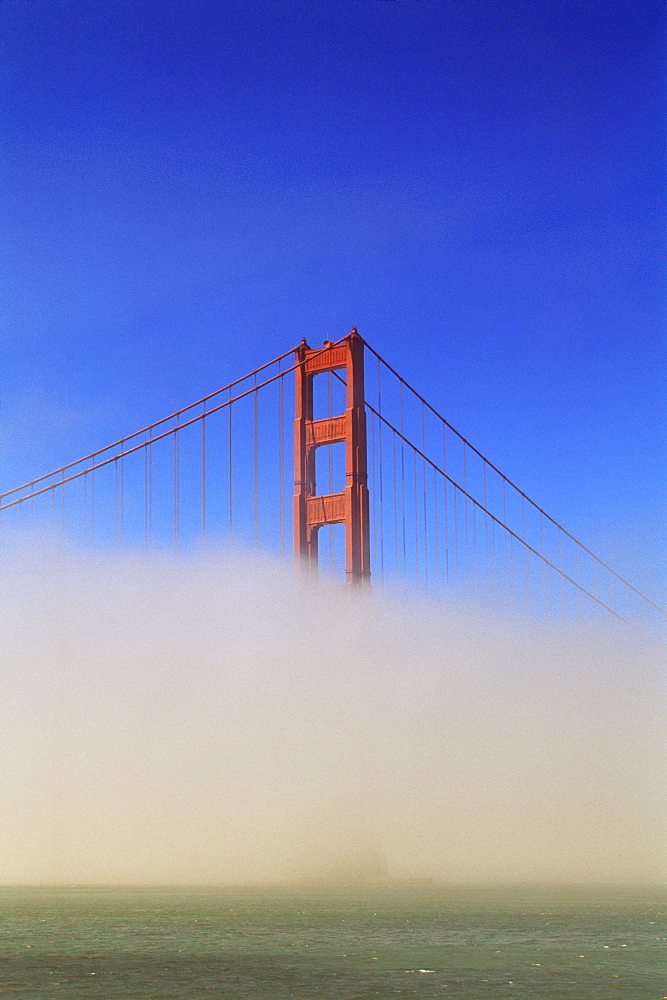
[1,884,664,998]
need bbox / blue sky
[1,0,664,601]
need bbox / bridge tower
[293,329,371,585]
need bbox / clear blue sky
[1,0,664,600]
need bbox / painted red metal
[293,330,370,585]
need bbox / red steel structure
[1,327,664,628]
[293,329,371,585]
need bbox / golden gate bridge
[1,330,663,632]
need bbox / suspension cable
[362,339,664,614]
[363,399,639,627]
[0,346,297,504]
[0,338,349,515]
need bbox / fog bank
[0,541,664,885]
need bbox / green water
[0,884,664,998]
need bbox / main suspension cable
[363,398,638,627]
[362,339,665,615]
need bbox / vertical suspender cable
[421,403,428,589]
[422,456,428,588]
[91,465,95,547]
[558,530,565,619]
[472,500,477,596]
[148,431,153,548]
[120,452,125,547]
[328,371,334,574]
[464,497,470,595]
[144,439,149,549]
[401,439,406,578]
[508,489,514,602]
[400,384,406,577]
[433,466,439,582]
[413,449,419,581]
[201,407,207,546]
[463,443,469,585]
[392,433,398,577]
[370,408,377,577]
[453,487,459,583]
[377,359,385,584]
[502,478,508,593]
[491,516,496,600]
[278,364,285,556]
[254,376,259,548]
[522,495,529,615]
[483,461,488,591]
[228,390,233,541]
[83,474,87,545]
[443,425,449,583]
[540,511,546,619]
[174,417,180,554]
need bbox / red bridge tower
[293,330,370,585]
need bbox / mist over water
[1,539,664,887]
